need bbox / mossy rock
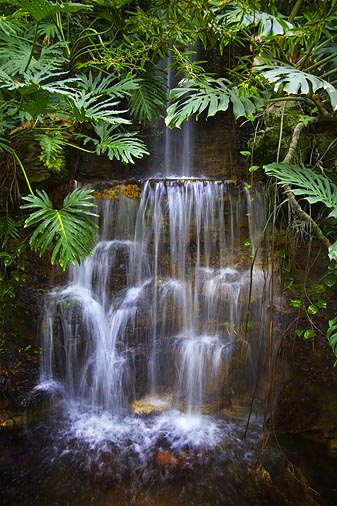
[249,101,311,165]
[94,183,142,200]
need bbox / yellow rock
[130,395,172,415]
[94,184,141,200]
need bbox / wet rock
[221,339,249,361]
[130,395,172,415]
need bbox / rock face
[249,100,311,166]
[274,316,337,452]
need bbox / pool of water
[1,401,334,506]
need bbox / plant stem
[282,119,331,250]
[12,152,34,196]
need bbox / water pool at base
[1,401,336,506]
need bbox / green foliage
[327,315,337,358]
[166,77,265,128]
[36,132,66,171]
[80,123,149,163]
[263,163,337,216]
[256,63,337,111]
[0,215,27,343]
[20,187,98,270]
[128,74,166,123]
[263,163,337,260]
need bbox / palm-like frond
[0,216,20,247]
[128,74,166,122]
[79,122,149,163]
[166,77,264,128]
[36,132,66,171]
[256,63,337,111]
[263,163,337,218]
[20,187,98,270]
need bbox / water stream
[8,179,278,502]
[3,178,334,506]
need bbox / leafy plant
[79,124,149,163]
[0,215,27,347]
[256,63,337,112]
[327,314,337,358]
[20,187,98,270]
[263,163,337,260]
[166,76,265,128]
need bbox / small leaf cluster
[0,215,27,342]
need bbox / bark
[282,119,331,250]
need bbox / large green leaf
[213,4,293,38]
[21,0,91,22]
[165,77,264,128]
[327,315,337,358]
[263,162,337,216]
[20,187,98,270]
[257,63,337,111]
[79,123,149,163]
[128,74,166,123]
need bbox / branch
[282,119,331,249]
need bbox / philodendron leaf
[20,186,98,270]
[327,315,337,358]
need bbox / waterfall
[40,180,272,419]
[163,49,197,176]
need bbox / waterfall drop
[40,180,274,428]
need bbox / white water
[40,179,273,452]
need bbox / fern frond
[129,74,166,122]
[0,216,20,247]
[36,132,66,171]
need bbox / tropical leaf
[314,42,337,73]
[0,216,20,247]
[21,0,91,22]
[36,132,66,171]
[327,314,337,358]
[0,38,67,76]
[213,4,293,37]
[80,123,149,163]
[20,187,98,270]
[75,72,139,98]
[263,163,337,217]
[166,77,264,128]
[68,90,130,124]
[256,63,337,111]
[328,241,337,262]
[128,74,167,122]
[64,72,141,125]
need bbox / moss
[94,183,142,200]
[249,101,311,165]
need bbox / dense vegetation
[1,0,337,356]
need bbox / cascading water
[41,181,271,417]
[0,178,291,506]
[163,50,197,176]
